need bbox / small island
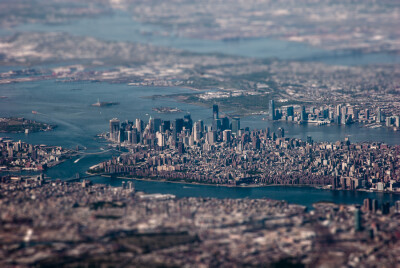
[152,107,182,113]
[0,117,55,133]
[91,99,119,107]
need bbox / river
[1,12,400,208]
[1,80,400,208]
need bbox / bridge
[65,172,111,183]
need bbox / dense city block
[0,138,77,171]
[90,106,400,191]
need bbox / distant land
[0,117,55,133]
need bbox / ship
[91,99,119,107]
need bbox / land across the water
[0,81,400,207]
[92,172,400,195]
[152,106,182,113]
[0,117,55,133]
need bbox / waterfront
[1,80,400,208]
[1,10,400,208]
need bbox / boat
[32,111,38,114]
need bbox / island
[88,105,400,193]
[91,99,119,107]
[152,106,182,113]
[0,117,55,133]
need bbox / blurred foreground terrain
[1,179,400,267]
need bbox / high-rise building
[213,104,219,120]
[148,116,155,133]
[381,202,390,215]
[162,120,170,132]
[118,130,124,143]
[184,114,193,131]
[173,118,184,141]
[131,128,139,144]
[126,130,132,143]
[207,130,217,144]
[363,198,371,212]
[212,119,222,131]
[109,118,120,142]
[193,121,202,142]
[386,117,392,127]
[301,106,307,122]
[269,100,275,120]
[395,200,400,213]
[376,107,382,123]
[336,104,342,117]
[177,142,185,154]
[223,129,231,143]
[156,132,165,147]
[231,117,240,134]
[153,118,162,133]
[135,119,143,133]
[395,116,400,128]
[286,106,294,117]
[372,199,378,213]
[127,181,135,192]
[221,116,230,131]
[365,109,370,120]
[266,127,271,138]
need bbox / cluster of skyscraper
[269,99,400,127]
[109,105,242,150]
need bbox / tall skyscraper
[131,128,139,144]
[184,114,193,131]
[269,100,275,120]
[162,120,170,132]
[213,104,219,120]
[109,118,120,142]
[286,106,294,117]
[231,117,240,134]
[153,118,162,133]
[221,117,230,131]
[135,118,143,133]
[173,118,184,141]
[223,129,231,143]
[301,106,307,122]
[363,198,371,211]
[376,107,382,123]
[207,130,217,144]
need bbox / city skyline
[1,0,400,266]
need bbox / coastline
[87,172,400,194]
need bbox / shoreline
[87,172,400,194]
